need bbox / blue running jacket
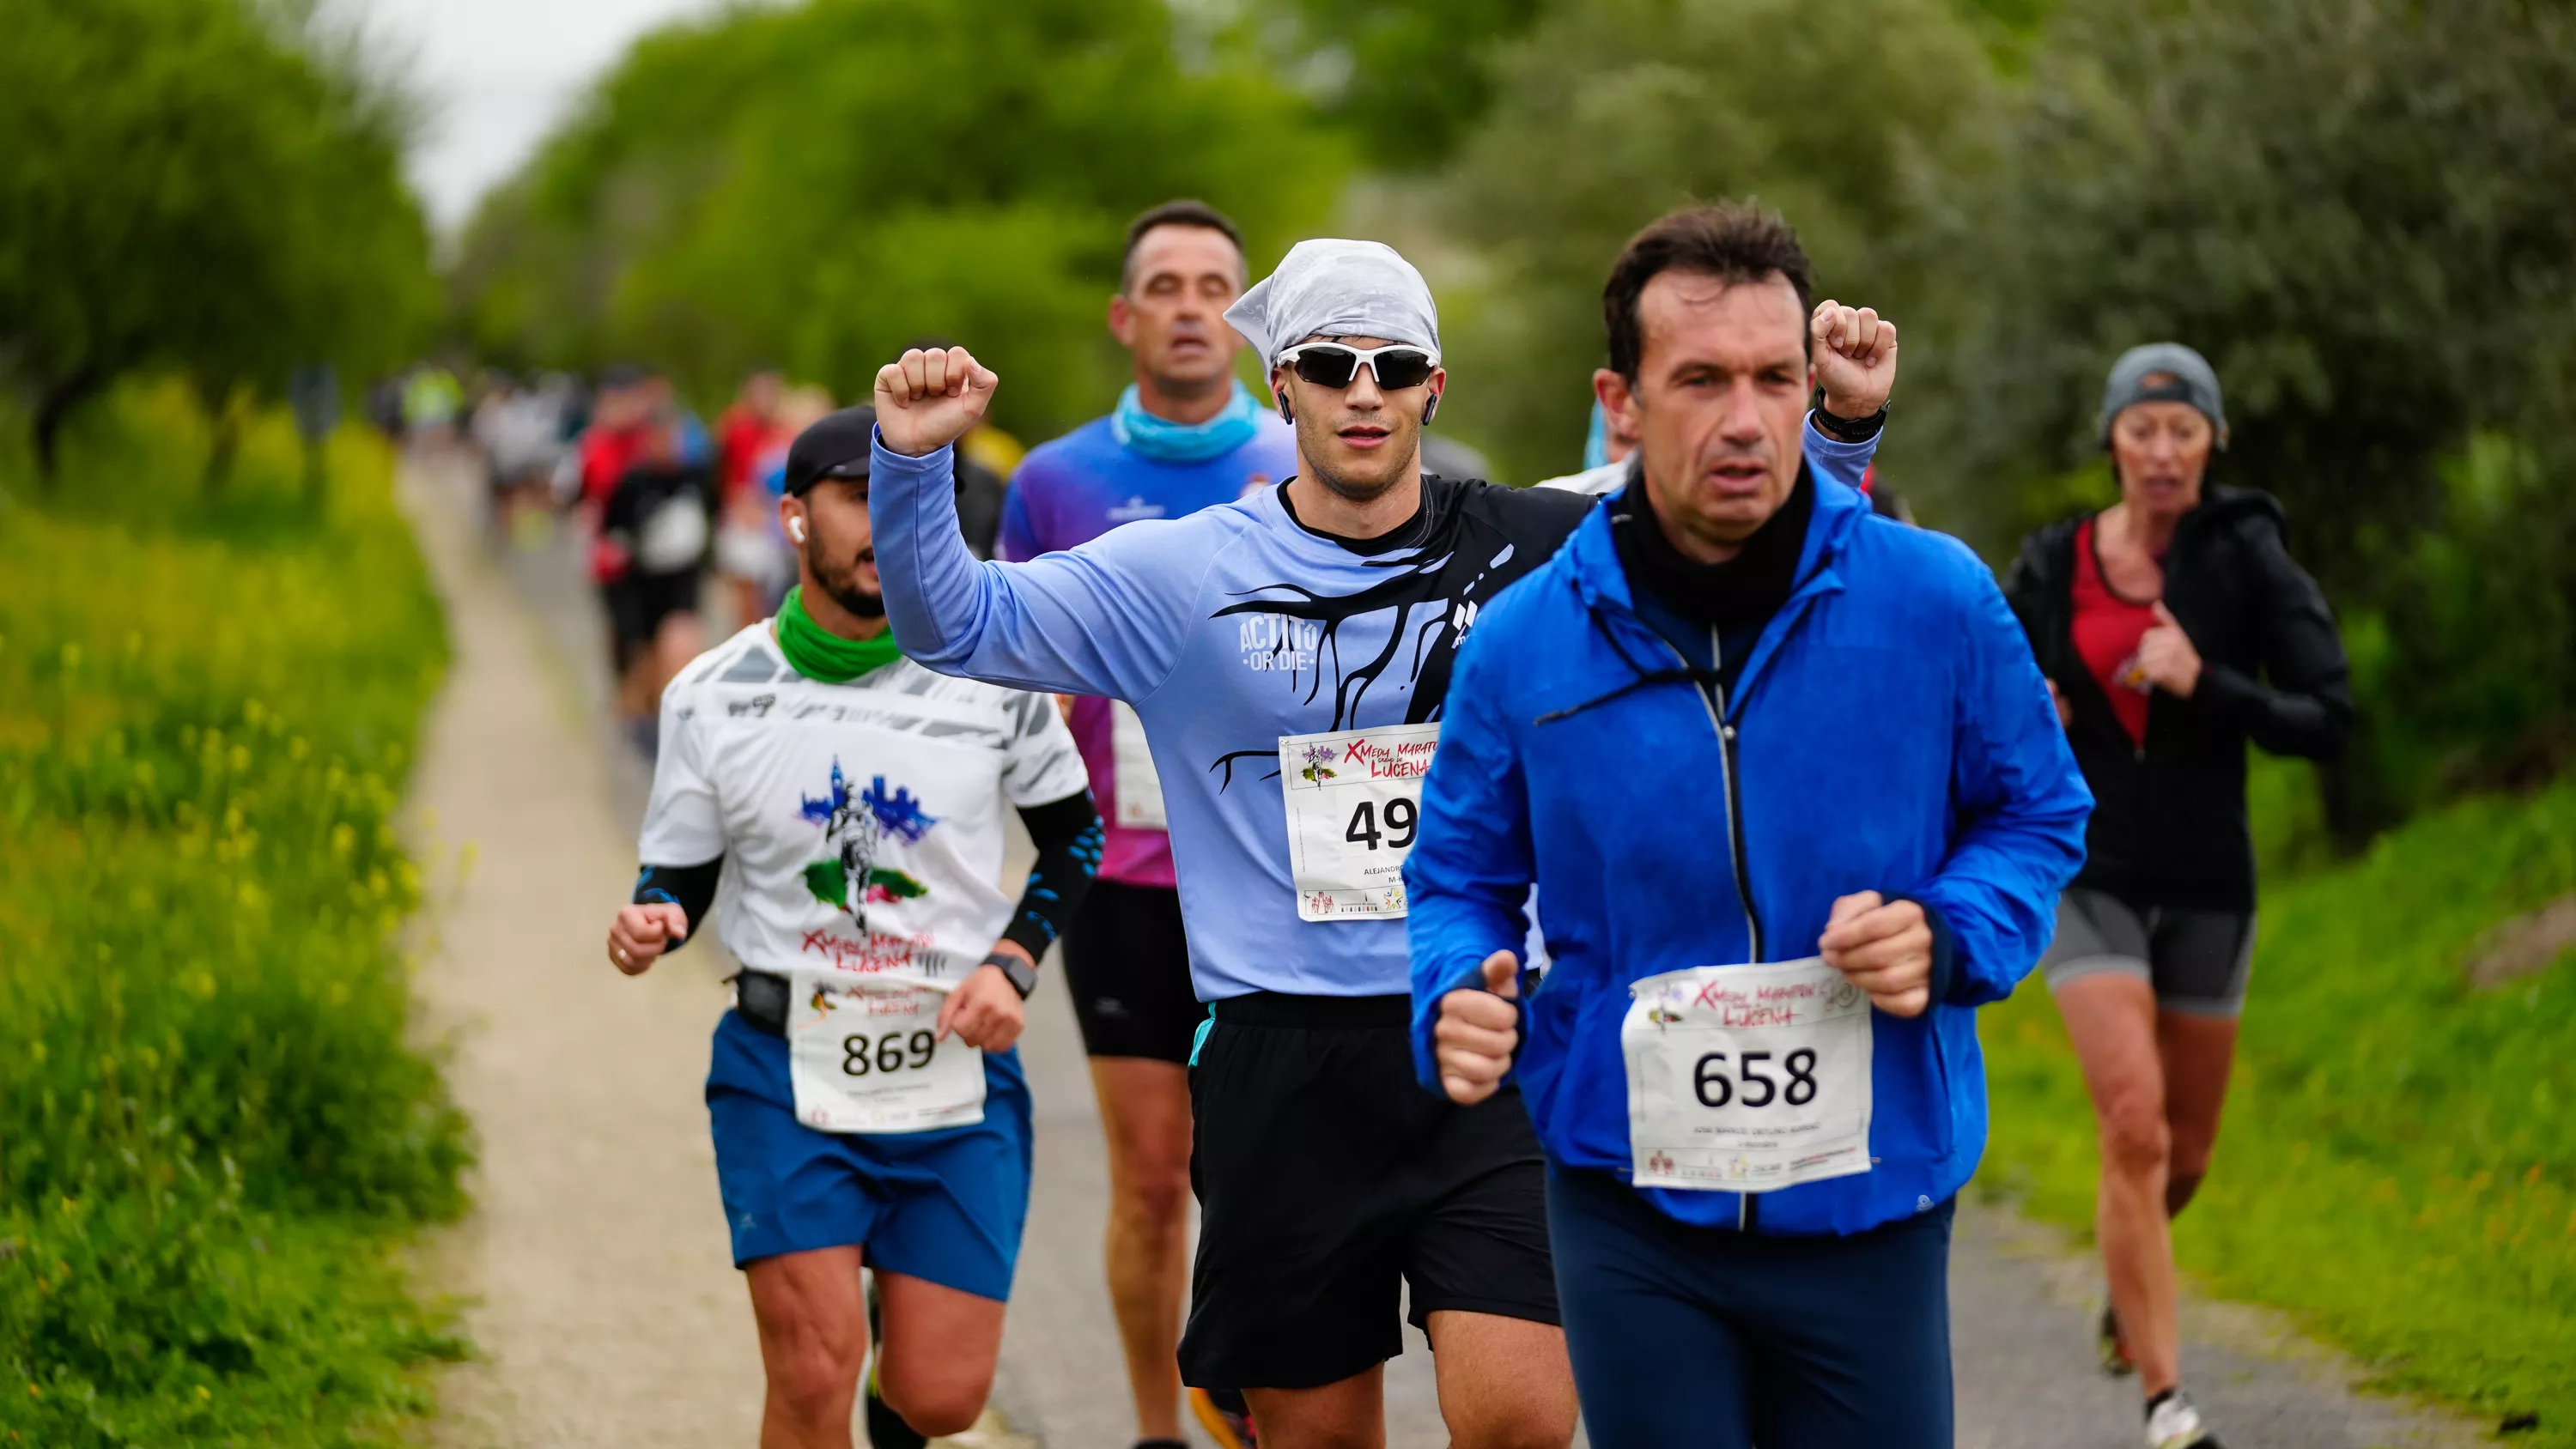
[1405,474,2092,1234]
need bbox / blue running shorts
[705,1009,1032,1300]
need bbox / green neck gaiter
[775,585,902,683]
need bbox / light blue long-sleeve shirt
[870,421,1880,1000]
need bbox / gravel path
[404,455,2480,1449]
[405,454,764,1447]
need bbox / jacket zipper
[1645,627,1766,964]
[1708,624,1764,1234]
[1642,625,1766,1232]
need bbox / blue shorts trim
[705,1009,1032,1300]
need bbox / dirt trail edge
[398,454,2479,1449]
[406,458,762,1447]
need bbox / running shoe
[2097,1298,2138,1375]
[864,1275,928,1449]
[865,1379,927,1449]
[2145,1387,2223,1449]
[1190,1386,1259,1449]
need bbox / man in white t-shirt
[604,405,1102,1449]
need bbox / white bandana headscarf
[1224,239,1441,365]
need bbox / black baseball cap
[782,405,879,496]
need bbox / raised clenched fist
[873,346,999,458]
[1810,300,1898,421]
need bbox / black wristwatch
[984,949,1040,1000]
[1813,402,1889,443]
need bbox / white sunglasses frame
[1273,341,1443,391]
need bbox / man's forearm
[866,436,1164,699]
[633,858,721,953]
[1801,411,1880,493]
[1001,791,1104,961]
[867,438,984,668]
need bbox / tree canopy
[1434,0,1997,482]
[0,0,433,476]
[1923,0,2576,827]
[447,0,1349,442]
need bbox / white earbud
[788,517,806,542]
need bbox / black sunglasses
[1277,342,1440,392]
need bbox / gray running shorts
[2038,888,2257,1019]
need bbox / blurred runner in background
[572,367,716,756]
[728,385,841,620]
[471,373,572,549]
[720,367,791,492]
[401,364,463,452]
[995,199,1294,1449]
[717,367,793,623]
[592,384,716,757]
[571,363,656,511]
[365,374,405,440]
[957,418,1027,497]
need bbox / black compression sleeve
[1004,791,1103,960]
[632,858,722,953]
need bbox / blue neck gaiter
[1112,379,1263,464]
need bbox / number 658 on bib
[1620,957,1875,1192]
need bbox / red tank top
[2070,516,2158,748]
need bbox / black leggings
[1549,1167,1956,1449]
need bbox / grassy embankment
[1978,760,2576,1440]
[0,383,469,1446]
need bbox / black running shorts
[1179,992,1559,1392]
[2039,887,2257,1018]
[1060,880,1200,1064]
[603,569,700,670]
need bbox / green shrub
[0,381,468,1446]
[1979,776,2576,1440]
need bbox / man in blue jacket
[1407,203,2092,1449]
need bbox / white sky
[365,0,726,233]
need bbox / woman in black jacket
[2004,343,2351,1449]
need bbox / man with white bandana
[996,199,1292,1449]
[865,239,1893,1449]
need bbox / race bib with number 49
[1622,957,1874,1192]
[1278,722,1439,920]
[786,975,986,1134]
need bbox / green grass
[1978,767,2576,1440]
[0,381,470,1446]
